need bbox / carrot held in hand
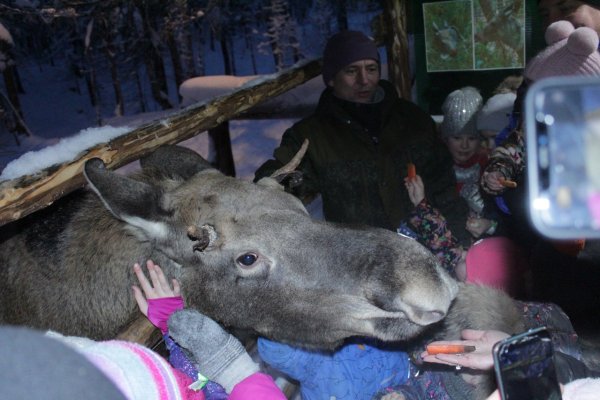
[426,344,476,355]
[407,162,416,180]
[498,177,517,188]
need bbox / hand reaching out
[404,174,425,206]
[421,329,510,371]
[132,260,183,333]
[482,171,507,194]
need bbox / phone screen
[526,76,600,239]
[493,328,562,400]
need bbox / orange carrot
[407,162,416,180]
[551,239,586,257]
[499,177,517,188]
[426,344,476,355]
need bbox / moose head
[84,144,459,347]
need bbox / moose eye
[237,253,258,267]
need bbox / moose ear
[140,145,214,180]
[84,158,169,237]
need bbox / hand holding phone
[493,327,562,400]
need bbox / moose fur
[0,145,527,398]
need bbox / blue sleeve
[258,337,411,400]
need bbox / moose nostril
[415,309,445,325]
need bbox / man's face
[538,0,600,33]
[329,59,380,103]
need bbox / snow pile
[0,125,131,181]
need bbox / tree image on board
[474,0,525,69]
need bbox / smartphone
[492,327,562,400]
[526,76,600,239]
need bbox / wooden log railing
[0,58,322,228]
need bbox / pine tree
[0,20,30,142]
[260,0,303,71]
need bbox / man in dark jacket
[255,30,469,245]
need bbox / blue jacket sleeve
[258,337,411,400]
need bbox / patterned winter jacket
[255,80,470,244]
[400,199,464,277]
[481,127,526,196]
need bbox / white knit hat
[476,92,516,133]
[440,86,483,137]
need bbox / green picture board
[413,0,545,114]
[423,0,525,72]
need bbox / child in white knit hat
[482,20,600,197]
[480,20,600,258]
[476,92,517,149]
[396,87,532,294]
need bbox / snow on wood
[0,58,322,227]
[180,73,325,118]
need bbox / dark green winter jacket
[255,80,470,245]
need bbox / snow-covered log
[0,59,322,227]
[180,73,324,118]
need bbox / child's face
[445,135,481,164]
[480,129,498,149]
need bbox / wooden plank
[116,315,162,347]
[0,59,322,227]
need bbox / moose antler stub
[187,224,218,252]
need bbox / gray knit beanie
[322,30,380,85]
[440,86,483,138]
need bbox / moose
[0,144,527,397]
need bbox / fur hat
[466,237,528,296]
[525,20,600,81]
[322,30,380,85]
[476,92,516,133]
[440,86,483,138]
